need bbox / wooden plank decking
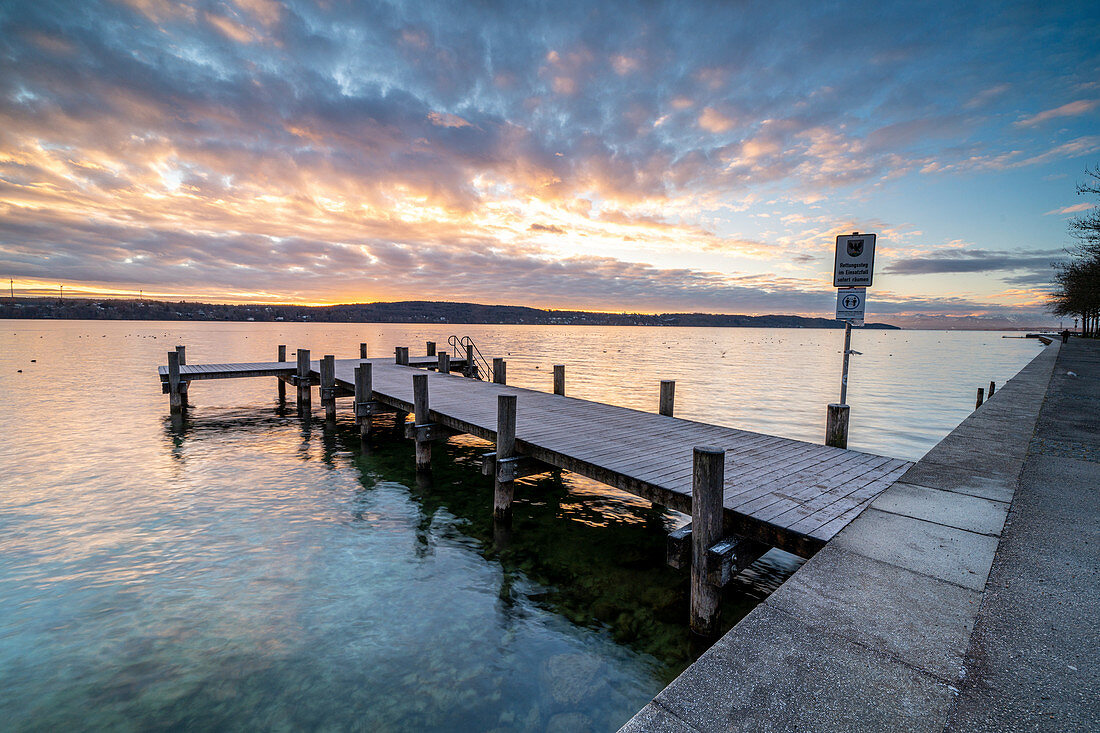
[159,357,911,557]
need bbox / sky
[1,0,1099,324]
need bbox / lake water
[0,320,1041,731]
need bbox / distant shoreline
[2,297,905,329]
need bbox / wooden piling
[691,446,724,637]
[825,403,849,449]
[465,344,477,378]
[494,394,518,521]
[395,346,409,366]
[277,345,287,402]
[175,345,186,365]
[426,341,436,357]
[493,358,506,385]
[167,350,182,413]
[659,380,675,416]
[354,363,372,438]
[976,387,984,408]
[553,365,565,395]
[412,373,432,470]
[321,355,336,421]
[360,343,367,359]
[438,351,450,374]
[296,348,311,411]
[988,380,996,398]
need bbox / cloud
[529,223,565,234]
[1,0,1098,317]
[884,248,1065,275]
[1044,203,1093,216]
[1015,100,1099,127]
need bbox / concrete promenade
[622,339,1099,732]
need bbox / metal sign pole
[840,320,852,405]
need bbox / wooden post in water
[438,351,450,374]
[988,380,996,398]
[296,348,311,412]
[976,387,985,408]
[354,363,372,438]
[659,380,675,416]
[426,341,436,357]
[360,343,367,359]
[175,345,186,365]
[494,394,517,521]
[493,358,506,385]
[691,446,724,637]
[553,365,565,395]
[465,344,477,378]
[395,346,409,366]
[394,410,409,437]
[321,355,336,421]
[825,404,849,449]
[167,350,183,413]
[413,373,431,471]
[277,345,287,402]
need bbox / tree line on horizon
[1050,165,1100,337]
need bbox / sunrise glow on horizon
[2,1,1099,325]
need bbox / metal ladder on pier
[447,335,490,380]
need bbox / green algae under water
[0,321,1041,731]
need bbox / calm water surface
[0,321,1040,731]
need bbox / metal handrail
[446,335,490,380]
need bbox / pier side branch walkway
[623,340,1099,733]
[158,355,911,559]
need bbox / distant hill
[0,297,900,329]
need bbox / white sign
[836,287,866,321]
[833,233,876,287]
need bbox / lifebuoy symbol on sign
[842,293,861,310]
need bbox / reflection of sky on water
[0,321,1040,730]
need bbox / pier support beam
[989,380,996,398]
[167,350,183,413]
[297,348,311,413]
[321,354,336,422]
[494,394,518,521]
[825,403,849,449]
[493,358,506,385]
[976,387,985,408]
[553,365,565,395]
[277,345,287,403]
[426,341,436,357]
[354,363,373,439]
[395,346,409,366]
[413,373,431,471]
[438,351,450,374]
[660,380,675,416]
[691,446,725,637]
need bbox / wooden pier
[158,344,911,633]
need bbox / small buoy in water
[30,359,35,362]
[17,369,22,373]
[1067,371,1078,378]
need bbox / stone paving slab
[651,605,954,733]
[764,544,981,682]
[870,481,1009,536]
[831,508,999,591]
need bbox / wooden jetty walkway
[158,342,911,634]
